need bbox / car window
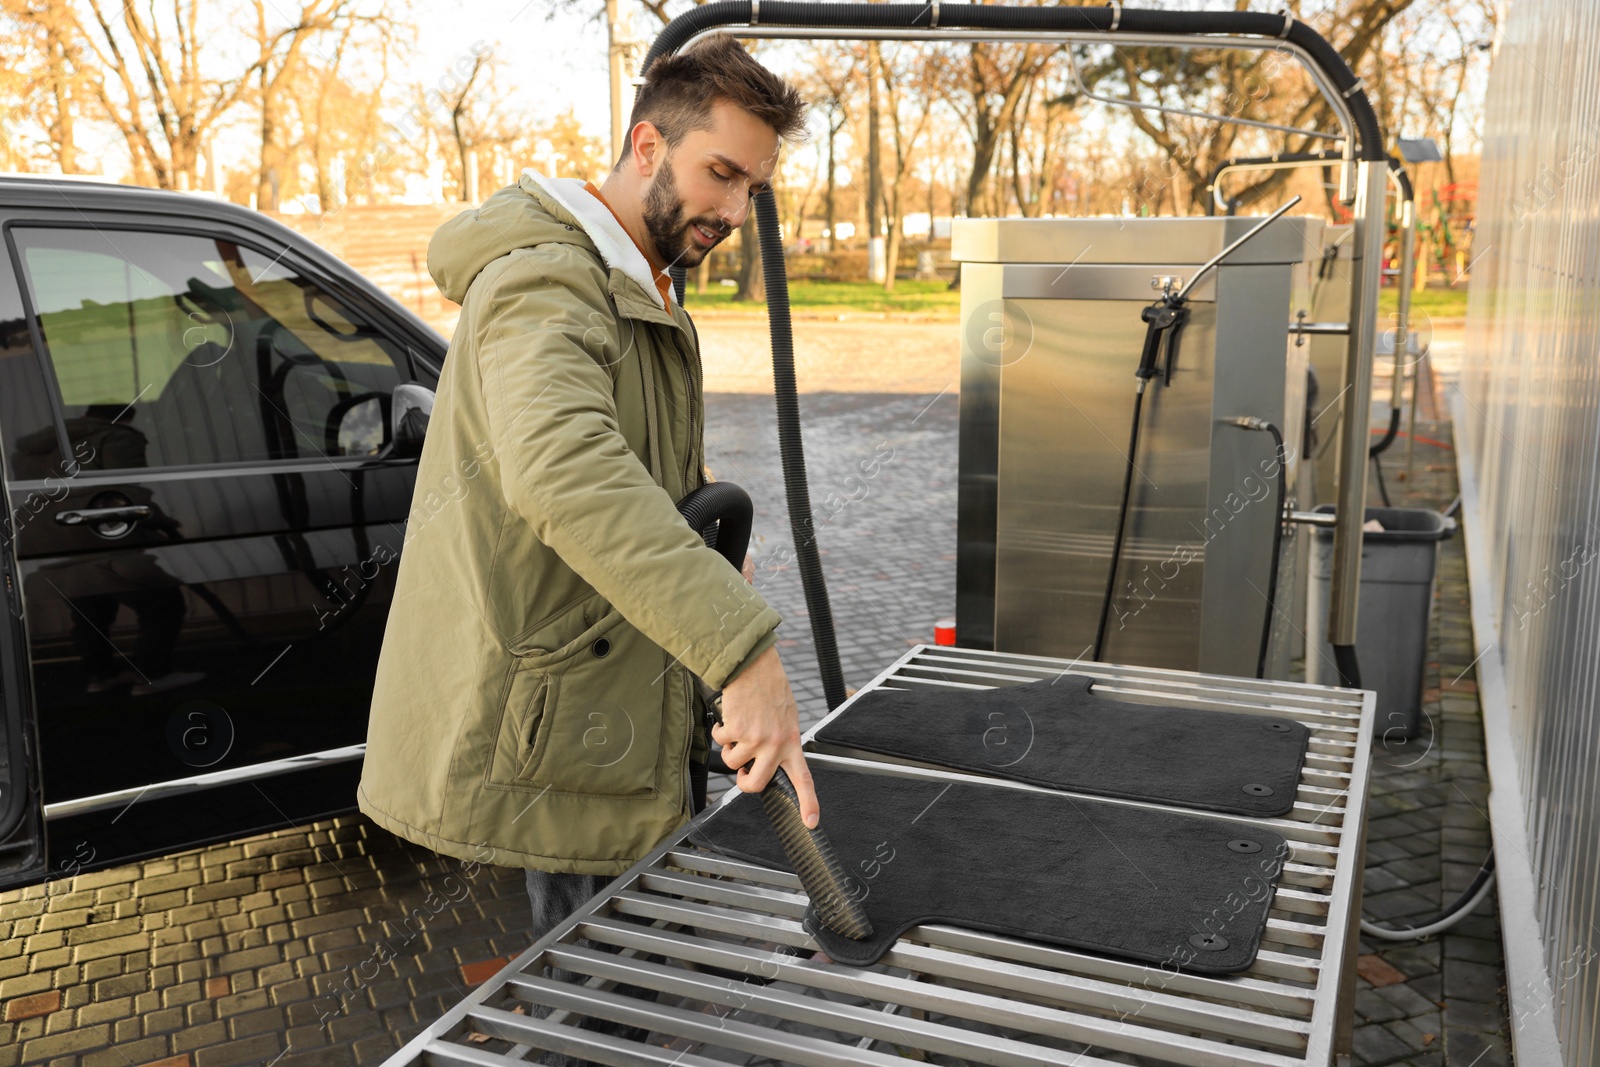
[10,227,407,470]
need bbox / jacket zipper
[679,342,699,491]
[678,319,701,818]
[682,670,694,818]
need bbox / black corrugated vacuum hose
[753,188,850,713]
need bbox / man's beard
[642,153,731,269]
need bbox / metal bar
[672,26,1359,154]
[488,979,916,1066]
[1290,321,1351,336]
[1391,197,1417,414]
[420,1025,729,1067]
[1175,196,1303,302]
[1327,160,1389,646]
[43,743,367,819]
[569,917,1312,1066]
[623,872,1315,1047]
[1063,47,1341,144]
[526,944,1112,1067]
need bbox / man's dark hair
[619,36,809,165]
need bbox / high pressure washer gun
[1095,196,1304,666]
[675,481,873,941]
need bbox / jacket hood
[427,169,669,310]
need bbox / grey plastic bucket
[1305,505,1455,740]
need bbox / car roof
[0,175,447,361]
[0,174,283,231]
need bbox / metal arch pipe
[1208,152,1419,445]
[641,2,1390,665]
[670,25,1360,160]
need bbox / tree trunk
[734,210,765,302]
[866,43,883,277]
[883,184,902,291]
[825,115,838,252]
[46,33,76,172]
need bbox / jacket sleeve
[476,244,781,691]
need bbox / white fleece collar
[520,169,669,309]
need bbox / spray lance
[1094,196,1303,667]
[675,481,874,942]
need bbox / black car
[0,176,445,889]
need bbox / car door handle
[54,505,153,526]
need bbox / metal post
[1328,160,1389,646]
[1396,200,1421,481]
[1392,198,1415,417]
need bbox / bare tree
[878,44,943,290]
[946,42,1058,217]
[0,0,87,172]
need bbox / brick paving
[0,331,1514,1066]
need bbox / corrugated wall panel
[1461,0,1600,1059]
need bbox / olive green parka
[358,170,781,874]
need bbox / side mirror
[388,383,435,459]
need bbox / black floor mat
[812,673,1310,817]
[689,763,1290,974]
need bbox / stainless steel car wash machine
[953,215,1324,678]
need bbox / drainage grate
[386,646,1374,1067]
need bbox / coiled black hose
[1227,418,1288,679]
[642,3,1386,161]
[676,478,753,567]
[1333,642,1362,689]
[754,188,849,712]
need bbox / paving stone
[20,1023,110,1060]
[1443,996,1505,1032]
[1357,987,1406,1023]
[192,1033,283,1067]
[1373,981,1443,1018]
[1441,960,1504,1004]
[82,1035,168,1067]
[1351,1021,1414,1064]
[1443,1027,1510,1067]
[1384,1016,1439,1057]
[1442,935,1503,966]
[3,989,61,1022]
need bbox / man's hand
[713,643,819,828]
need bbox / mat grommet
[1189,933,1229,951]
[1261,721,1294,732]
[1242,783,1274,797]
[1228,839,1263,853]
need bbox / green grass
[685,279,962,315]
[685,278,1468,320]
[1378,286,1470,319]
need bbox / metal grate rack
[385,645,1375,1067]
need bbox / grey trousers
[524,869,659,1066]
[522,758,706,1065]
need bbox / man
[357,35,819,1057]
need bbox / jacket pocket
[487,602,667,797]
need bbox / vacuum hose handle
[675,482,874,942]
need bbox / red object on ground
[934,618,957,646]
